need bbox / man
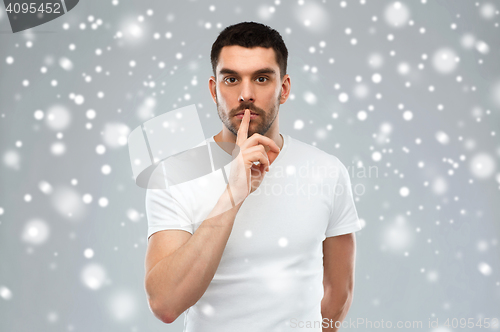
[144,21,361,331]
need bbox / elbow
[322,288,354,315]
[145,279,182,324]
[337,289,354,306]
[161,311,180,325]
[323,279,354,305]
[323,284,352,301]
[145,277,196,324]
[149,299,181,324]
[337,289,353,304]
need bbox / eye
[257,77,268,83]
[224,77,237,84]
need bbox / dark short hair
[210,21,288,81]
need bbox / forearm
[146,186,243,322]
[321,292,353,331]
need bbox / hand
[226,109,281,206]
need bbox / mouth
[235,110,259,116]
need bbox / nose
[238,79,255,103]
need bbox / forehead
[217,45,279,74]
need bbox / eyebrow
[218,67,276,76]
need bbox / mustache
[232,104,261,116]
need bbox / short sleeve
[325,158,362,237]
[145,187,194,242]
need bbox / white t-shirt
[145,133,362,332]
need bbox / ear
[279,74,291,105]
[209,76,217,104]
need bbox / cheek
[218,87,236,103]
[217,91,238,111]
[216,89,230,105]
[269,90,281,104]
[261,86,278,99]
[272,85,282,98]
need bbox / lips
[235,110,258,116]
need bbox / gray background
[1,0,499,331]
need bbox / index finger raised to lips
[236,109,250,148]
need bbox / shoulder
[287,135,345,168]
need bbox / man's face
[210,45,288,138]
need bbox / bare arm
[321,232,357,331]
[145,187,242,324]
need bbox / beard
[215,88,281,139]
